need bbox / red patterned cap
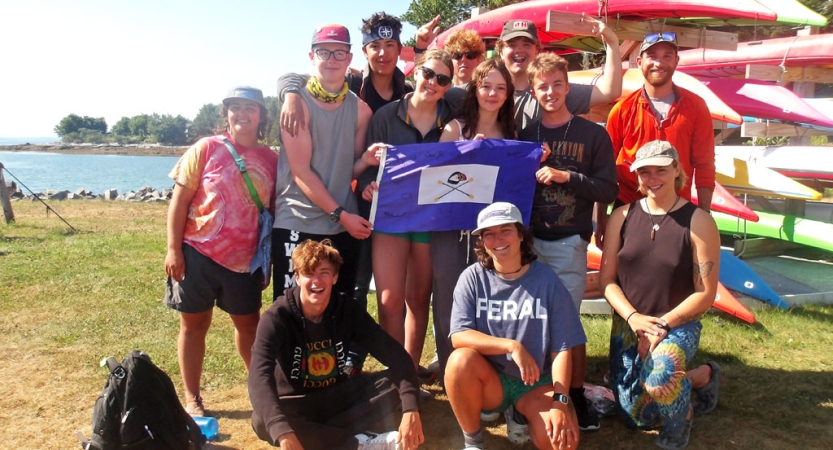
[312,24,351,47]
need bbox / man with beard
[598,32,715,242]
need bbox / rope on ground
[0,165,79,233]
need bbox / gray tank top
[274,88,359,234]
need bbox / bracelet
[625,311,637,323]
[414,47,426,54]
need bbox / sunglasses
[418,66,452,87]
[643,32,677,45]
[314,49,350,61]
[451,51,482,61]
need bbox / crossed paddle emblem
[435,171,474,202]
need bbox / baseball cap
[222,86,266,108]
[639,31,678,54]
[312,24,351,47]
[472,202,524,235]
[630,140,679,172]
[500,20,539,43]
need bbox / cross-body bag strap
[221,138,264,212]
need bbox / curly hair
[219,104,269,141]
[417,48,454,76]
[474,223,537,271]
[291,239,344,275]
[456,59,516,139]
[444,29,485,54]
[527,52,569,89]
[361,11,402,35]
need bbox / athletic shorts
[533,234,588,310]
[373,230,432,244]
[482,371,554,415]
[164,243,262,315]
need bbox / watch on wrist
[552,393,569,405]
[329,206,345,223]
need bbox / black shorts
[271,228,360,301]
[163,244,263,315]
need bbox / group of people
[162,10,723,450]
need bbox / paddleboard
[586,244,756,321]
[570,68,742,124]
[677,34,833,78]
[714,210,833,253]
[719,249,789,309]
[716,146,833,182]
[692,181,759,222]
[698,78,833,129]
[715,155,823,200]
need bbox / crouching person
[445,202,587,450]
[249,239,424,450]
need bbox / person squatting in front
[599,141,722,450]
[444,202,586,450]
[249,239,424,450]
[164,86,278,417]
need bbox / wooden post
[0,162,16,224]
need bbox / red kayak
[692,181,759,222]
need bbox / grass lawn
[1,201,831,449]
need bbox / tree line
[55,97,283,147]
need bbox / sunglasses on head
[451,51,482,61]
[419,66,452,87]
[644,32,677,45]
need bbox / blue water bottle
[191,416,218,440]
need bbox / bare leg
[444,348,504,433]
[178,310,213,401]
[570,343,586,389]
[518,386,580,450]
[403,242,432,369]
[373,234,411,346]
[229,312,260,370]
[686,364,712,389]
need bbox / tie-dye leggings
[609,314,701,434]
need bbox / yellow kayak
[715,155,822,200]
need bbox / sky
[0,0,419,138]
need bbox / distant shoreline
[0,144,187,157]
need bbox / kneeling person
[445,203,586,450]
[249,239,424,450]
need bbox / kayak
[719,249,789,309]
[713,210,833,253]
[716,146,833,182]
[692,181,759,222]
[715,155,823,200]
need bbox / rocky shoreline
[4,182,171,203]
[1,143,188,157]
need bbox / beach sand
[1,144,188,157]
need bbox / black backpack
[77,350,205,450]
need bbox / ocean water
[0,151,179,195]
[0,137,59,145]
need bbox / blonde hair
[636,160,689,195]
[416,48,454,75]
[291,239,343,275]
[527,53,569,87]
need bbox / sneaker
[655,413,692,450]
[418,365,437,384]
[480,410,500,422]
[571,388,601,431]
[356,431,402,450]
[693,361,720,415]
[503,405,530,445]
[185,395,205,417]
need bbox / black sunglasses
[419,66,453,87]
[451,51,482,61]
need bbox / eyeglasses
[418,66,452,87]
[314,49,350,61]
[643,32,677,46]
[451,51,482,61]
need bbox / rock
[103,189,118,200]
[44,189,58,196]
[74,188,88,196]
[48,190,69,200]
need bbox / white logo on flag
[417,164,498,205]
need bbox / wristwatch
[552,393,569,405]
[329,206,345,223]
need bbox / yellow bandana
[306,76,349,103]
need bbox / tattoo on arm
[693,261,714,287]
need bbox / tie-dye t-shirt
[169,134,278,273]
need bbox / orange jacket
[606,86,715,204]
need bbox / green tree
[111,117,131,136]
[264,96,281,148]
[189,103,223,143]
[149,114,189,146]
[54,114,108,138]
[401,0,522,31]
[129,114,151,139]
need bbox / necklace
[494,265,524,276]
[538,115,573,163]
[644,195,681,240]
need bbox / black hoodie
[248,286,420,442]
